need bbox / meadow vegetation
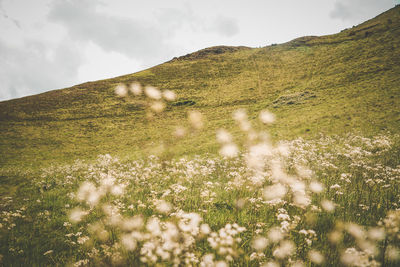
[0,6,400,267]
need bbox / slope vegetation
[0,7,400,168]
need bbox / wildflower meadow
[1,84,399,266]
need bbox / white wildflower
[219,143,239,158]
[309,250,324,264]
[309,181,324,193]
[174,126,186,138]
[77,236,89,244]
[259,110,275,124]
[121,234,137,251]
[77,182,99,206]
[293,192,311,208]
[121,216,144,231]
[162,90,176,101]
[321,199,335,212]
[267,227,283,243]
[368,227,385,241]
[150,101,166,113]
[215,261,228,267]
[272,240,294,259]
[200,224,211,235]
[216,129,232,144]
[115,84,128,97]
[330,184,341,190]
[129,82,142,95]
[232,109,247,122]
[69,208,88,223]
[155,200,172,214]
[263,183,287,200]
[346,223,365,239]
[252,236,268,251]
[188,111,204,129]
[145,86,162,100]
[111,185,124,196]
[261,261,279,267]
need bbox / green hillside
[1,6,400,169]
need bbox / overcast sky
[0,0,397,101]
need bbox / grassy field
[1,117,400,266]
[0,5,400,267]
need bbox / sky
[0,0,397,101]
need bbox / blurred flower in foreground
[252,236,268,251]
[188,111,204,130]
[309,181,324,193]
[115,84,128,97]
[259,110,275,124]
[174,126,186,138]
[308,250,324,264]
[150,101,166,113]
[163,90,176,101]
[216,129,232,144]
[219,143,239,158]
[69,208,88,223]
[145,86,162,100]
[232,109,247,122]
[130,82,142,96]
[321,199,336,212]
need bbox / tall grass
[1,85,399,266]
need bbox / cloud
[48,0,240,61]
[47,0,174,64]
[212,16,239,37]
[0,0,21,28]
[330,0,394,21]
[154,6,196,32]
[0,38,82,100]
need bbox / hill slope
[0,6,400,169]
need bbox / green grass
[1,133,399,266]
